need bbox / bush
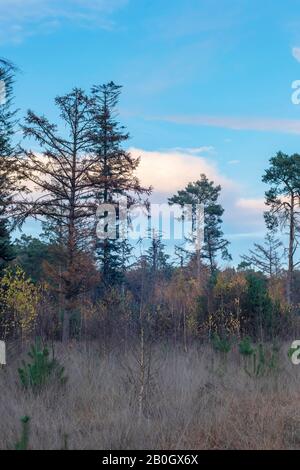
[212,333,231,354]
[0,267,41,339]
[239,337,255,356]
[18,341,67,392]
[15,416,30,450]
[243,343,279,378]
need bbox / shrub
[15,416,30,450]
[239,336,254,356]
[212,333,231,354]
[0,267,41,339]
[243,343,279,378]
[18,341,67,392]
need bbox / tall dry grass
[0,340,299,450]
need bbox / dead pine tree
[16,88,100,342]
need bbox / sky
[2,0,300,264]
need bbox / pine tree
[90,82,150,287]
[263,152,300,303]
[0,59,17,270]
[18,88,100,341]
[144,230,170,277]
[169,174,231,275]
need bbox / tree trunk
[62,309,70,343]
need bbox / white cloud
[235,198,266,212]
[227,159,240,165]
[132,148,267,245]
[292,47,300,63]
[152,114,300,135]
[0,0,127,43]
[131,147,237,198]
[172,146,215,155]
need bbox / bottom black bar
[2,450,298,466]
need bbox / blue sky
[2,0,300,264]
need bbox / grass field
[0,341,299,450]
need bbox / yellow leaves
[200,269,247,338]
[186,310,198,335]
[159,271,201,309]
[201,311,242,338]
[0,267,41,337]
[215,270,247,297]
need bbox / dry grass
[0,340,300,450]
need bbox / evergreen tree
[263,152,300,303]
[169,174,231,274]
[0,59,17,269]
[90,82,150,287]
[144,230,171,277]
[242,272,273,340]
[14,235,52,283]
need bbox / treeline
[0,59,299,346]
